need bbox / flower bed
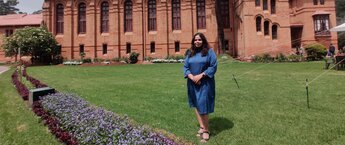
[40,93,177,145]
[11,69,29,100]
[11,62,179,145]
[22,66,48,88]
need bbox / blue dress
[183,48,218,115]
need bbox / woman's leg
[195,109,204,134]
[200,114,210,142]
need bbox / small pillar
[29,87,55,107]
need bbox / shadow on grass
[209,117,234,136]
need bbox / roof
[0,14,42,26]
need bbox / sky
[15,0,44,14]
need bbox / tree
[2,26,59,64]
[336,0,345,20]
[32,10,43,14]
[0,0,19,15]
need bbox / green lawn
[7,61,345,145]
[0,67,61,145]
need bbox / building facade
[0,0,338,62]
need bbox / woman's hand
[188,73,205,85]
[194,73,205,85]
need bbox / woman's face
[194,35,203,48]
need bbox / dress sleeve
[183,55,191,78]
[203,49,218,78]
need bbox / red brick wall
[1,0,338,63]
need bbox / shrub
[275,53,288,62]
[262,53,274,63]
[305,43,327,61]
[252,55,263,63]
[252,53,274,63]
[129,52,140,64]
[82,58,92,63]
[93,58,104,63]
[52,54,64,65]
[288,54,303,62]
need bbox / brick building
[0,14,42,62]
[0,0,338,62]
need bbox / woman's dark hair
[189,32,210,57]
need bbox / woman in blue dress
[183,33,217,143]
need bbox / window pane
[148,0,156,31]
[255,0,260,6]
[125,0,133,32]
[175,41,180,52]
[264,21,269,35]
[220,0,230,28]
[197,0,206,29]
[78,3,86,34]
[256,17,261,32]
[263,0,268,10]
[313,15,330,35]
[271,0,276,14]
[150,42,155,53]
[56,4,64,34]
[103,44,107,54]
[101,2,109,33]
[126,43,131,54]
[272,25,278,39]
[172,0,181,30]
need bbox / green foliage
[287,54,303,62]
[93,58,104,63]
[165,55,185,60]
[2,26,59,64]
[338,32,345,50]
[252,53,274,63]
[336,0,345,19]
[275,53,288,62]
[129,52,140,64]
[82,58,92,63]
[305,43,327,61]
[52,54,64,65]
[0,0,19,15]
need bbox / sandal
[200,130,210,143]
[196,127,204,137]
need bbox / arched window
[197,0,206,29]
[255,0,260,6]
[148,0,156,31]
[313,0,318,5]
[78,3,86,34]
[272,24,278,39]
[263,0,268,10]
[256,16,262,32]
[172,0,181,30]
[101,2,109,33]
[264,21,269,36]
[56,4,64,34]
[320,0,325,5]
[220,0,230,28]
[124,0,132,32]
[271,0,276,14]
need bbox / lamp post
[18,47,22,82]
